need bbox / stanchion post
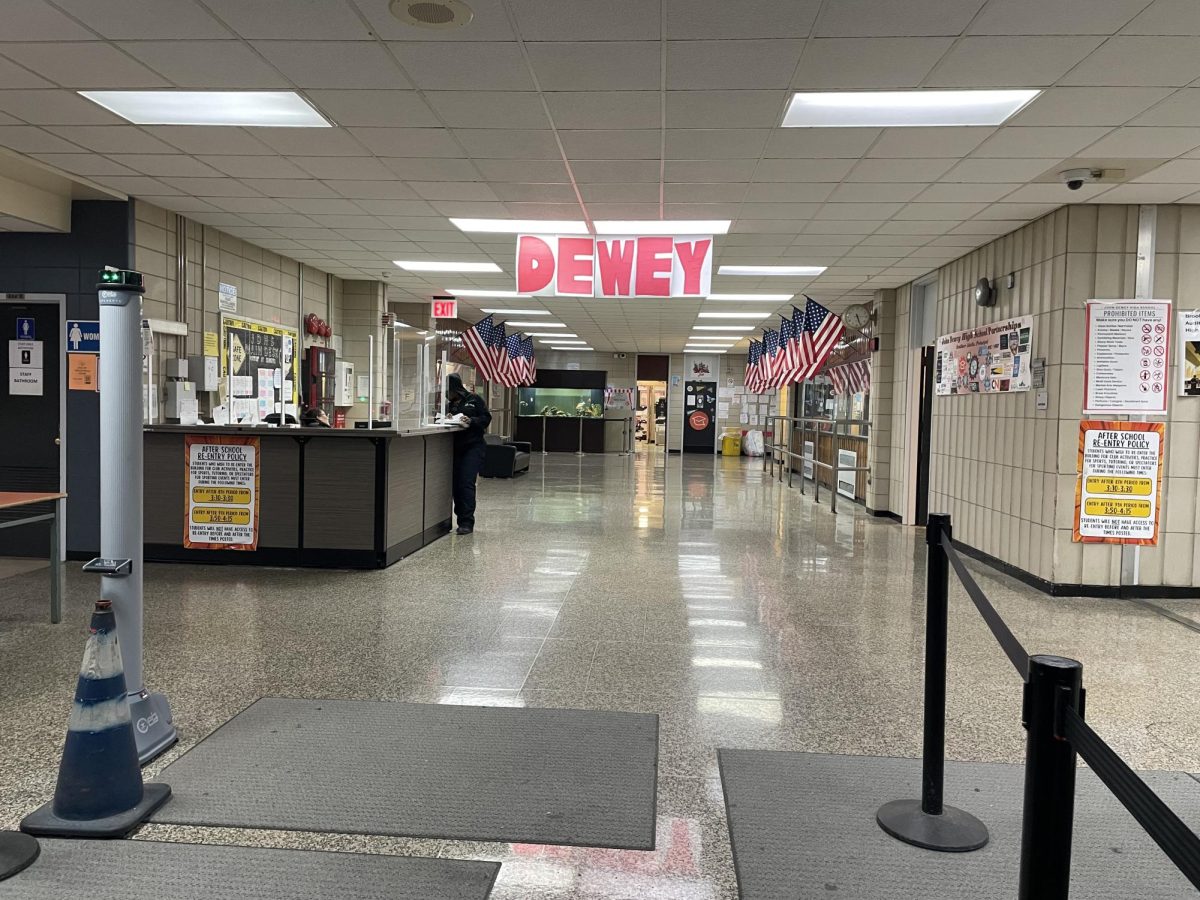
[541,415,547,456]
[876,513,989,851]
[1018,655,1083,900]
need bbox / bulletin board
[220,314,300,421]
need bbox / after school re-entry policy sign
[1073,421,1164,544]
[1083,299,1171,414]
[184,434,260,550]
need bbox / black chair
[481,433,531,478]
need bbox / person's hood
[447,372,467,398]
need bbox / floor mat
[153,697,658,850]
[0,838,498,900]
[719,750,1200,900]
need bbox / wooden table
[0,491,66,623]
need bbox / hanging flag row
[744,296,846,394]
[828,359,871,396]
[462,314,538,387]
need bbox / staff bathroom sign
[8,336,43,396]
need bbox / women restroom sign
[516,234,713,297]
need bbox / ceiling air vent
[390,0,474,28]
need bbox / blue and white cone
[20,599,171,838]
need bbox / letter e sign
[432,297,458,319]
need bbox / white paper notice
[232,375,253,397]
[1084,299,1171,414]
[8,367,42,396]
[1179,309,1200,396]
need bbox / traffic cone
[20,599,170,838]
[0,832,39,881]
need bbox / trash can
[721,429,742,456]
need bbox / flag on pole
[502,332,524,387]
[775,314,801,386]
[798,296,845,380]
[745,339,765,393]
[761,327,781,385]
[829,359,871,396]
[462,315,507,384]
[520,336,536,385]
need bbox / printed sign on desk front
[184,435,260,550]
[1073,421,1164,545]
[1083,299,1171,414]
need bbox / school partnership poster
[935,316,1034,396]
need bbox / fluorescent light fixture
[480,308,548,315]
[550,346,593,351]
[594,220,731,235]
[540,339,587,345]
[694,325,754,331]
[525,332,578,337]
[698,312,771,319]
[719,265,825,277]
[689,335,746,341]
[782,89,1040,128]
[78,90,331,127]
[686,348,727,354]
[686,342,736,347]
[443,290,530,298]
[706,293,794,301]
[394,260,501,273]
[508,321,564,328]
[450,218,589,234]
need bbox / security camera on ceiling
[1059,168,1103,191]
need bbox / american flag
[761,327,780,384]
[461,315,508,384]
[502,332,524,387]
[745,339,767,393]
[775,314,802,386]
[797,296,845,380]
[828,359,871,396]
[520,335,536,385]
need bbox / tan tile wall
[885,282,914,522]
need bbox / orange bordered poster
[1073,420,1164,545]
[183,434,260,551]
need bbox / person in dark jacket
[446,372,492,534]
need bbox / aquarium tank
[517,387,605,418]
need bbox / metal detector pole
[96,271,176,763]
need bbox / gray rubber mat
[719,750,1200,900]
[0,838,498,899]
[153,697,658,849]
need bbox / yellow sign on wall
[1073,420,1165,544]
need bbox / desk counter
[144,425,455,569]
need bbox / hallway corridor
[1,453,1197,899]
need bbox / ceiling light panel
[78,91,331,127]
[450,218,589,234]
[394,260,501,272]
[782,90,1040,128]
[718,265,826,276]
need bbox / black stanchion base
[0,831,40,881]
[876,799,989,852]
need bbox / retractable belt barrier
[877,513,1200,899]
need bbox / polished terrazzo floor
[2,451,1198,898]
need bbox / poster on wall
[220,314,300,421]
[686,354,718,381]
[1083,299,1171,414]
[935,315,1034,396]
[1179,309,1200,396]
[184,434,260,551]
[1073,421,1164,545]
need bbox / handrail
[762,412,869,510]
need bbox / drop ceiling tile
[561,130,661,160]
[665,159,759,182]
[542,91,661,130]
[1082,126,1200,157]
[816,0,985,36]
[291,156,395,180]
[426,201,510,218]
[473,158,569,182]
[199,0,372,39]
[3,0,97,39]
[0,89,125,125]
[665,129,769,160]
[664,182,746,202]
[505,201,598,218]
[867,127,995,159]
[1131,90,1200,126]
[761,129,880,159]
[1060,36,1200,86]
[858,234,930,246]
[949,220,1026,235]
[0,125,83,153]
[753,158,856,181]
[352,198,437,214]
[942,158,1059,182]
[873,219,955,235]
[388,41,534,90]
[745,181,836,202]
[667,40,802,90]
[894,202,989,220]
[304,90,438,127]
[0,58,54,91]
[1133,159,1200,182]
[525,42,660,91]
[972,202,1059,219]
[971,127,1111,159]
[44,125,176,153]
[140,195,220,213]
[665,0,819,39]
[971,0,1146,33]
[118,40,288,88]
[571,159,660,183]
[663,202,745,218]
[280,198,364,216]
[801,220,878,234]
[846,158,956,182]
[1093,183,1199,202]
[454,128,561,158]
[815,202,904,220]
[1008,87,1171,127]
[144,126,274,155]
[666,91,788,129]
[827,182,923,202]
[1,43,169,89]
[239,129,365,159]
[202,197,294,214]
[510,0,660,39]
[741,202,821,219]
[107,154,222,177]
[374,158,477,181]
[161,177,264,197]
[988,182,1110,202]
[348,127,464,157]
[194,155,309,179]
[792,37,953,88]
[407,181,500,202]
[252,41,406,89]
[1122,0,1200,35]
[239,178,340,198]
[423,91,549,129]
[914,183,1022,202]
[31,153,136,177]
[928,36,1103,87]
[491,182,578,202]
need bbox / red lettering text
[516,235,554,294]
[556,237,594,296]
[674,239,711,296]
[635,236,672,297]
[596,239,635,296]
